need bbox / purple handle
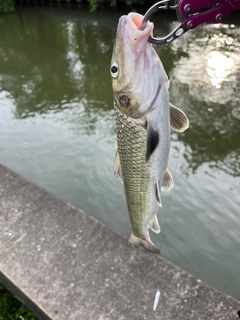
[178,0,240,29]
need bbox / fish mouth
[128,13,153,36]
[119,13,154,49]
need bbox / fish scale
[114,103,155,239]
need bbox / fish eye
[110,64,119,78]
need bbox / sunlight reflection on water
[206,51,235,88]
[169,21,240,105]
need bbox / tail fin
[127,233,160,254]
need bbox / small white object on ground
[153,290,161,311]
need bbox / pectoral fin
[145,121,160,164]
[161,169,174,192]
[114,150,122,179]
[170,103,189,133]
[155,182,162,207]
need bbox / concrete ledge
[0,163,240,320]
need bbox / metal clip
[178,0,240,30]
[140,0,240,46]
[140,0,188,45]
[140,0,178,31]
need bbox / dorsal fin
[170,103,189,133]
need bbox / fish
[110,13,189,254]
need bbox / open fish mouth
[127,13,153,34]
[118,13,154,50]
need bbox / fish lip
[127,13,153,37]
[118,13,153,53]
[117,15,127,33]
[117,13,153,46]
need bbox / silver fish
[111,13,189,254]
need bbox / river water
[0,5,240,300]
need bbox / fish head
[110,13,167,119]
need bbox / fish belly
[114,104,158,240]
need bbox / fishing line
[159,137,183,253]
[147,2,213,313]
[153,8,210,311]
[158,0,211,254]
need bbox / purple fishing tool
[140,0,240,45]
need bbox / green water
[0,5,240,300]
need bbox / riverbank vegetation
[90,0,137,11]
[0,0,14,12]
[1,0,148,13]
[0,284,37,320]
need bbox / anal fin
[150,215,161,234]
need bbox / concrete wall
[0,163,240,320]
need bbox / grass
[0,284,38,320]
